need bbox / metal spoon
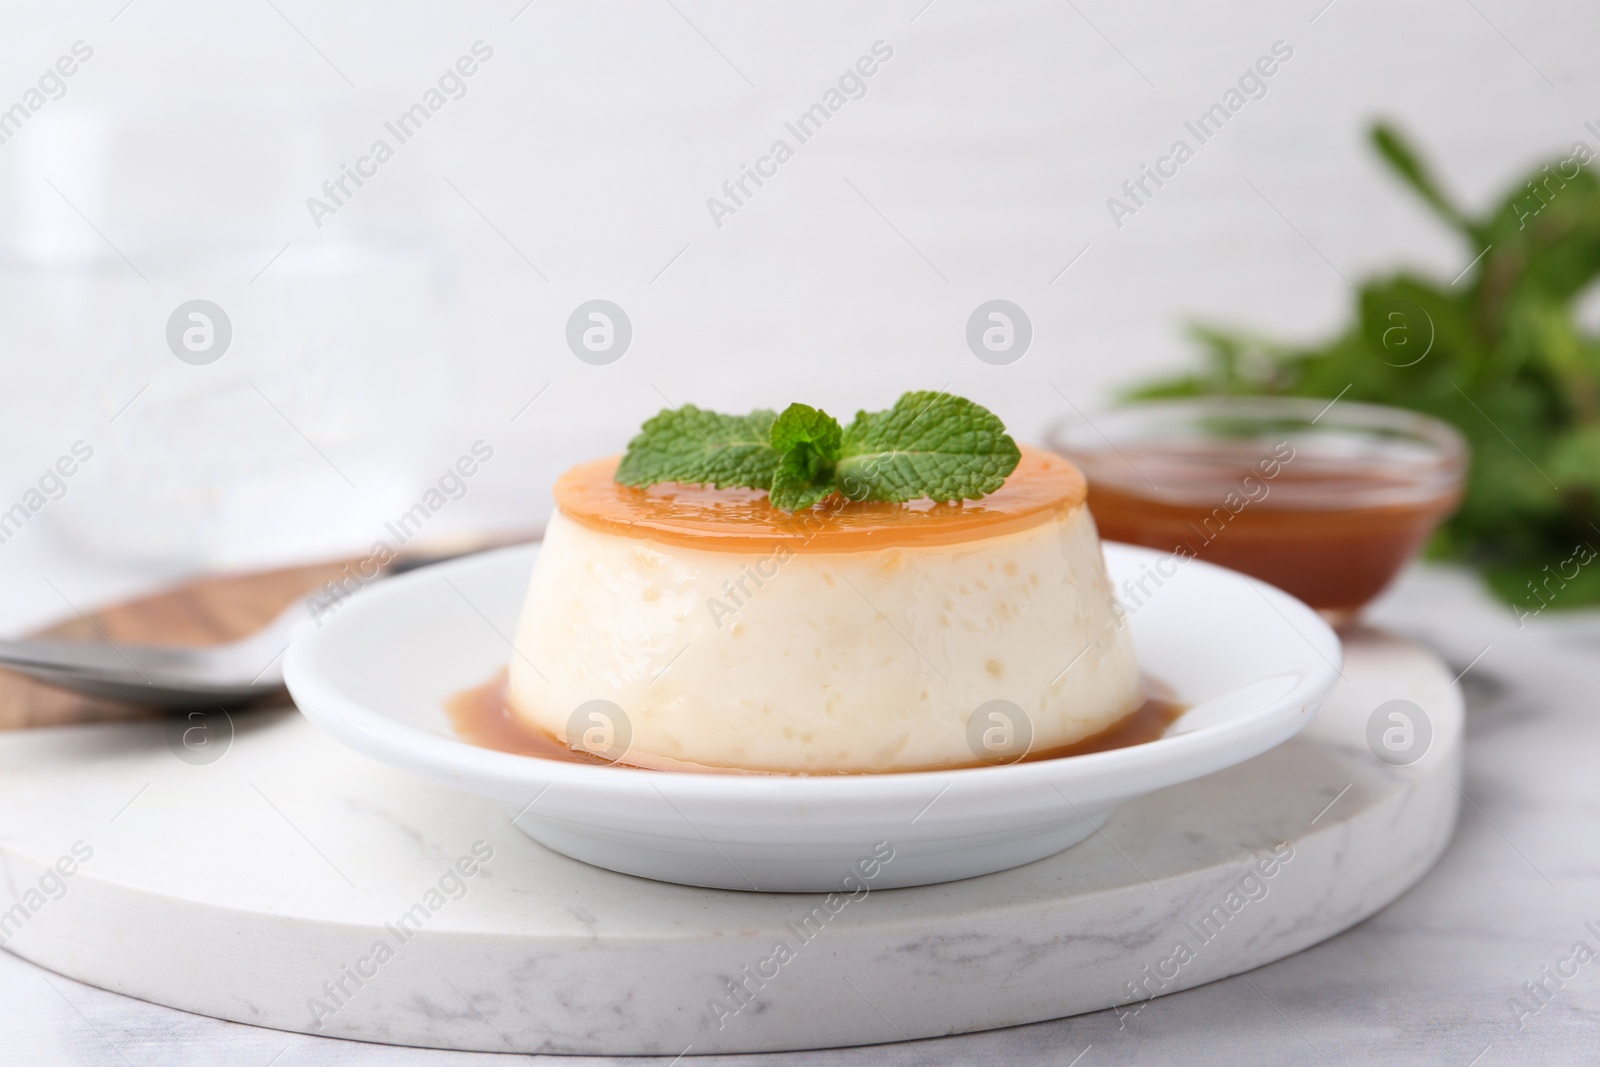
[0,538,532,709]
[0,594,316,708]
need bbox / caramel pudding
[507,446,1141,774]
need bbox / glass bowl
[1046,397,1468,627]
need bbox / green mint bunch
[1131,122,1600,608]
[614,391,1022,512]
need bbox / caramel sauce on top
[553,445,1087,552]
[446,670,1184,776]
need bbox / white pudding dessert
[507,446,1140,774]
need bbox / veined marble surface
[2,615,1460,1059]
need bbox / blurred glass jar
[1047,398,1467,626]
[44,238,459,569]
[0,104,465,569]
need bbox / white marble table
[3,561,1599,1065]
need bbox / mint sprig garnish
[615,391,1022,512]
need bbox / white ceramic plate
[285,543,1341,892]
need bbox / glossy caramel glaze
[552,445,1087,552]
[447,669,1185,776]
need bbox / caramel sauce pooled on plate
[447,669,1185,776]
[552,445,1087,552]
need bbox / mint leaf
[1371,123,1482,245]
[614,393,1021,512]
[769,403,842,459]
[770,452,836,511]
[768,403,843,511]
[615,405,780,489]
[836,391,1021,504]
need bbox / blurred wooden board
[0,532,539,730]
[0,560,353,731]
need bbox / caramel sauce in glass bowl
[1048,398,1467,626]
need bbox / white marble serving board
[0,629,1459,1057]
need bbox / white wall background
[0,0,1593,625]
